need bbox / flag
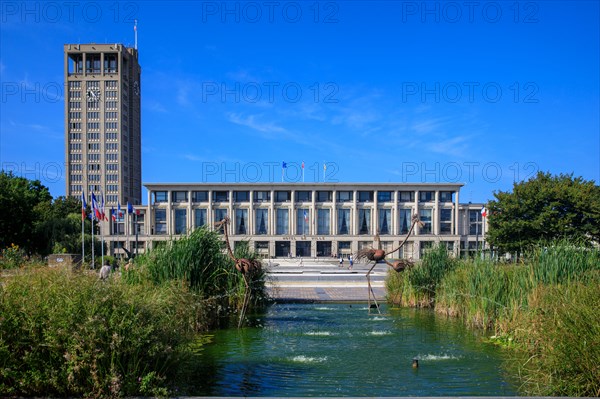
[323,162,327,171]
[303,210,308,223]
[481,207,488,218]
[111,208,116,222]
[301,161,305,169]
[117,201,123,219]
[127,201,134,214]
[135,208,140,216]
[282,161,287,169]
[81,191,87,221]
[91,192,101,221]
[99,190,107,221]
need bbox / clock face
[86,88,100,102]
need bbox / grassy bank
[0,227,267,397]
[386,242,600,396]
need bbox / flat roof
[144,182,465,189]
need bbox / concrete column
[455,190,460,235]
[187,190,192,234]
[434,191,440,235]
[166,190,172,235]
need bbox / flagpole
[91,214,95,269]
[323,162,327,182]
[302,161,305,182]
[126,211,130,255]
[81,213,85,265]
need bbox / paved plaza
[264,258,389,302]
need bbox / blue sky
[1,0,598,203]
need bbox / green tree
[487,172,600,254]
[0,171,52,253]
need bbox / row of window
[67,54,119,75]
[154,190,456,204]
[155,207,453,236]
[69,101,119,111]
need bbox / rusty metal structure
[356,214,424,313]
[215,216,261,327]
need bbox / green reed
[0,267,198,397]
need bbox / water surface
[190,303,518,396]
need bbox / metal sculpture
[355,214,424,313]
[215,216,261,327]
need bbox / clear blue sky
[1,1,599,203]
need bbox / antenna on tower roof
[134,20,138,50]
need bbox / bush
[0,268,198,397]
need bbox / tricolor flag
[117,201,123,219]
[91,192,101,221]
[81,191,87,221]
[303,210,308,223]
[111,208,116,222]
[99,190,107,221]
[481,207,488,218]
[301,161,305,170]
[127,201,134,214]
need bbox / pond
[188,303,518,396]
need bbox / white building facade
[106,182,488,260]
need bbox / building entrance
[275,241,290,257]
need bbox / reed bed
[0,267,198,397]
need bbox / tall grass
[515,282,600,397]
[387,244,456,307]
[130,227,267,310]
[0,267,198,397]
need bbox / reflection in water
[189,303,518,397]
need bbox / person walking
[339,255,344,268]
[349,254,354,270]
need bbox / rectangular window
[358,191,374,202]
[154,208,167,235]
[317,209,330,235]
[358,209,372,235]
[214,208,228,228]
[378,208,392,235]
[316,191,332,202]
[398,191,415,202]
[337,208,350,235]
[419,191,434,202]
[236,209,249,234]
[255,208,268,235]
[420,209,432,234]
[192,191,208,202]
[440,191,454,202]
[377,191,393,202]
[295,190,312,202]
[336,191,353,202]
[276,209,289,235]
[213,191,229,202]
[172,191,188,203]
[154,191,168,203]
[194,209,207,229]
[440,208,453,234]
[296,208,310,235]
[234,191,250,202]
[175,209,187,234]
[275,191,290,202]
[399,209,412,234]
[253,191,271,202]
[469,210,482,235]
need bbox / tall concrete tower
[64,43,141,206]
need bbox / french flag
[81,191,87,221]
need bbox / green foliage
[487,172,600,254]
[0,268,199,397]
[0,243,26,269]
[131,227,266,309]
[516,282,600,396]
[0,171,51,254]
[406,244,457,305]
